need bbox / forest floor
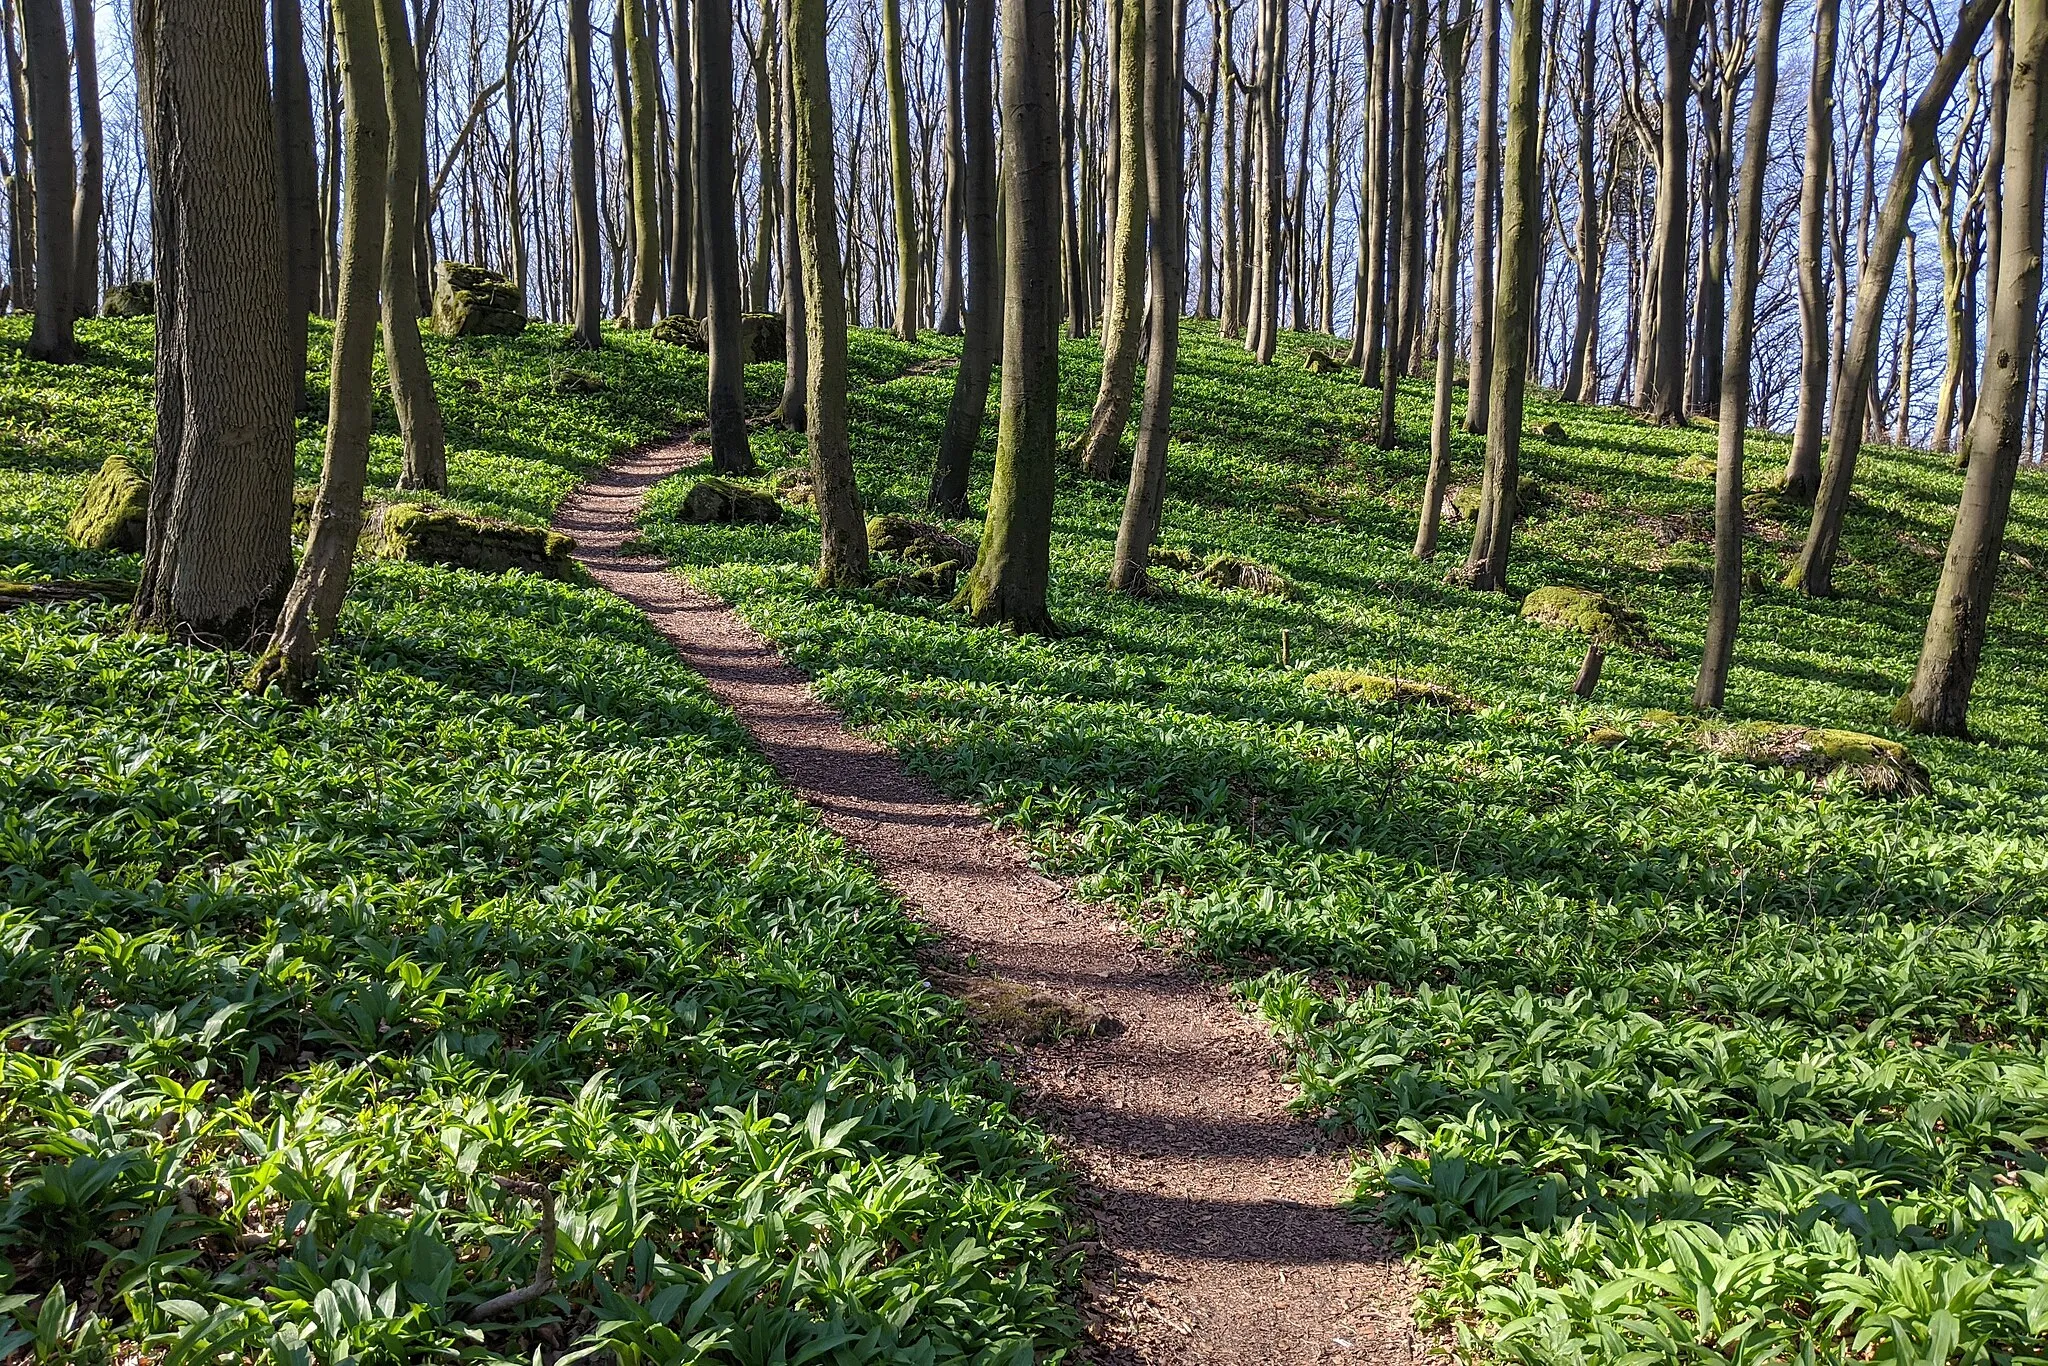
[4,314,2048,1363]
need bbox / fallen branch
[466,1179,557,1323]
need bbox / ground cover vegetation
[0,316,1074,1363]
[638,318,2048,1364]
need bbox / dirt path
[555,436,1418,1365]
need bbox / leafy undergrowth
[641,321,2048,1363]
[0,318,1072,1363]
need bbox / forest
[3,0,2048,1361]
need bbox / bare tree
[1078,0,1147,477]
[380,0,447,492]
[1781,0,1837,499]
[929,0,999,514]
[1415,0,1472,558]
[697,0,757,471]
[1463,0,1500,430]
[567,0,604,347]
[20,0,75,360]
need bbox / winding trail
[555,435,1418,1364]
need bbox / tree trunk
[273,0,321,339]
[1059,0,1088,335]
[788,0,868,587]
[1193,77,1216,320]
[133,0,298,646]
[881,0,920,339]
[936,0,967,332]
[776,0,807,427]
[1462,0,1500,430]
[930,0,999,514]
[1110,0,1184,593]
[1695,0,1783,710]
[749,0,779,311]
[622,0,663,325]
[250,0,388,696]
[1782,0,1838,498]
[1460,0,1540,592]
[697,0,756,472]
[3,0,31,317]
[1217,0,1241,338]
[567,0,604,347]
[1559,0,1601,402]
[1246,0,1286,363]
[1791,0,1999,596]
[377,0,446,492]
[1374,0,1406,447]
[1415,0,1470,558]
[68,0,101,317]
[1078,0,1147,478]
[1394,0,1427,368]
[20,0,75,361]
[1688,51,1735,416]
[1643,0,1705,424]
[1898,0,2047,735]
[1354,0,1389,373]
[667,0,695,316]
[969,0,1061,632]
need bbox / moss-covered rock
[368,504,574,577]
[1582,726,1629,747]
[431,261,527,337]
[1535,419,1568,441]
[672,478,784,525]
[1449,476,1548,522]
[1521,584,1662,653]
[1198,554,1296,598]
[66,454,150,552]
[650,312,787,362]
[1149,546,1203,573]
[867,514,976,569]
[101,280,156,317]
[1305,669,1478,712]
[550,365,607,394]
[1303,348,1343,374]
[1701,723,1930,798]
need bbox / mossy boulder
[1305,669,1478,712]
[1149,546,1203,573]
[1303,348,1343,374]
[867,514,976,569]
[1449,476,1548,523]
[650,312,787,362]
[771,467,815,506]
[1149,546,1296,598]
[368,504,575,577]
[673,477,784,525]
[1701,723,1930,798]
[1535,419,1568,442]
[66,454,150,552]
[101,280,156,318]
[550,365,607,394]
[431,261,527,337]
[1521,585,1662,654]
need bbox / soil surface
[555,434,1420,1365]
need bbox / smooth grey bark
[788,0,867,587]
[1460,0,1541,592]
[936,0,966,332]
[776,0,806,428]
[133,0,297,646]
[20,0,75,361]
[1899,0,2048,735]
[1415,0,1471,559]
[1462,0,1499,430]
[1792,0,2000,595]
[1110,0,1184,594]
[1374,0,1407,447]
[667,0,695,316]
[251,0,388,696]
[623,0,663,325]
[748,0,778,310]
[1394,0,1427,367]
[273,0,320,338]
[883,0,919,338]
[929,0,998,515]
[378,0,446,493]
[567,0,604,347]
[697,0,756,471]
[1078,0,1147,478]
[968,0,1061,632]
[1643,0,1706,424]
[1354,0,1389,373]
[1695,0,1783,710]
[1560,0,1604,403]
[69,0,100,316]
[1245,0,1286,363]
[1783,0,1837,498]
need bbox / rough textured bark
[1899,0,2047,735]
[788,0,868,587]
[697,0,755,471]
[1463,0,1499,430]
[250,0,388,696]
[929,0,998,515]
[377,0,446,492]
[623,0,663,325]
[1644,0,1706,424]
[1695,0,1782,710]
[776,0,807,428]
[1460,0,1541,592]
[1782,0,1838,498]
[1109,0,1183,594]
[68,0,100,317]
[936,0,966,333]
[133,0,297,645]
[1415,0,1470,558]
[1792,0,2000,596]
[969,0,1061,633]
[1078,0,1147,478]
[20,0,75,361]
[567,0,604,347]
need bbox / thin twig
[467,1180,557,1323]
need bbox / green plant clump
[632,321,2048,1363]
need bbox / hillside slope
[640,320,2048,1362]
